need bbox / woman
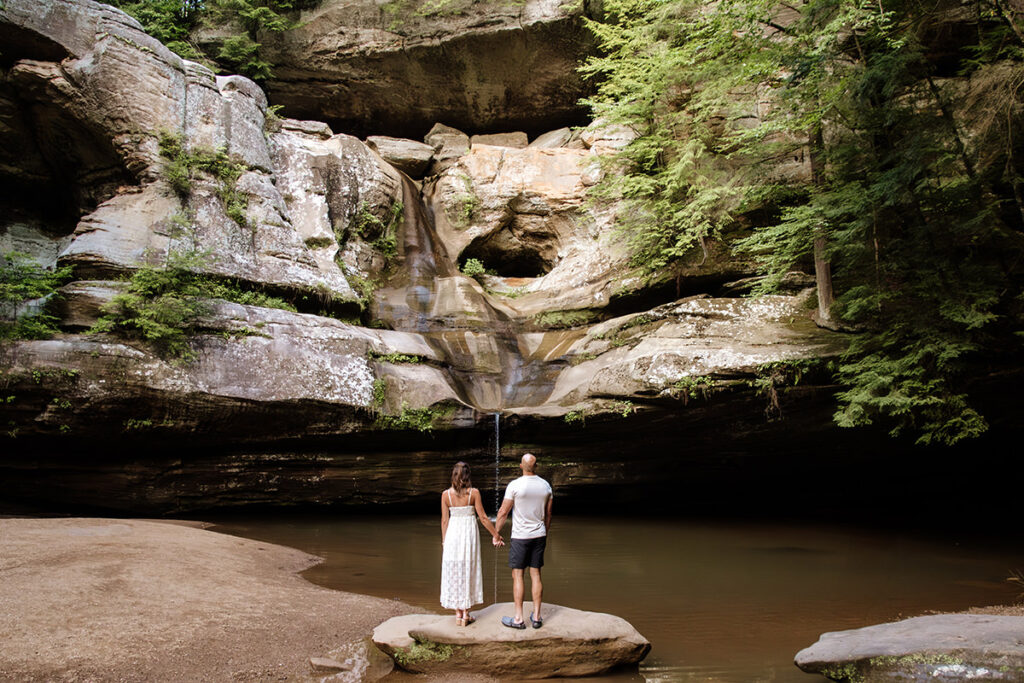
[440,461,503,625]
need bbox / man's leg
[512,568,526,624]
[529,567,543,621]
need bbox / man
[494,453,553,629]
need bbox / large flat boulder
[372,602,650,678]
[795,614,1024,681]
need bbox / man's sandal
[529,612,543,629]
[501,616,526,629]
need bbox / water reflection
[210,515,1024,682]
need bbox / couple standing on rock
[440,454,553,629]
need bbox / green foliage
[216,34,272,81]
[393,640,454,667]
[159,133,250,228]
[451,173,479,225]
[368,351,423,364]
[350,201,403,261]
[343,268,378,312]
[533,309,601,329]
[671,375,714,404]
[461,258,486,278]
[205,284,295,311]
[571,351,597,365]
[0,252,73,340]
[90,249,212,360]
[584,0,1024,444]
[108,0,208,63]
[563,408,586,424]
[90,247,294,360]
[112,0,321,81]
[304,237,335,249]
[264,104,285,135]
[1,252,74,304]
[613,400,635,417]
[204,0,321,80]
[371,377,387,409]
[374,402,454,432]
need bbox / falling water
[493,411,500,604]
[372,175,570,412]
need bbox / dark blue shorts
[508,536,546,569]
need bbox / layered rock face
[246,0,597,137]
[1,0,859,513]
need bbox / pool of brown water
[211,514,1024,681]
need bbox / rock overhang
[254,0,599,138]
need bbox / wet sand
[0,517,413,681]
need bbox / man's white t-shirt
[504,475,552,540]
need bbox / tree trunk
[809,126,837,329]
[813,235,836,328]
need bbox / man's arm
[544,494,553,532]
[494,497,514,534]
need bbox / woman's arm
[472,489,504,545]
[441,491,450,544]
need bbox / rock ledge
[795,614,1024,681]
[372,602,650,678]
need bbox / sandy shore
[0,517,415,682]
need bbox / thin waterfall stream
[493,411,500,604]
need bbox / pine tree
[583,0,1024,444]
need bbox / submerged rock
[795,614,1024,681]
[373,603,650,678]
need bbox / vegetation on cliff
[108,0,319,79]
[90,247,295,360]
[0,253,72,340]
[584,0,1024,444]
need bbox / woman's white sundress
[440,489,483,610]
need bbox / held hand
[492,535,505,547]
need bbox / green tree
[583,0,1024,444]
[109,0,208,62]
[0,252,72,340]
[204,0,320,80]
[110,0,321,81]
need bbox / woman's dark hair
[451,461,472,493]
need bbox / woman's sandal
[455,617,465,627]
[463,615,476,625]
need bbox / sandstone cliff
[1,0,857,513]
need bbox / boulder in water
[795,614,1024,681]
[372,602,650,678]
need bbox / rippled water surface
[212,514,1024,682]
